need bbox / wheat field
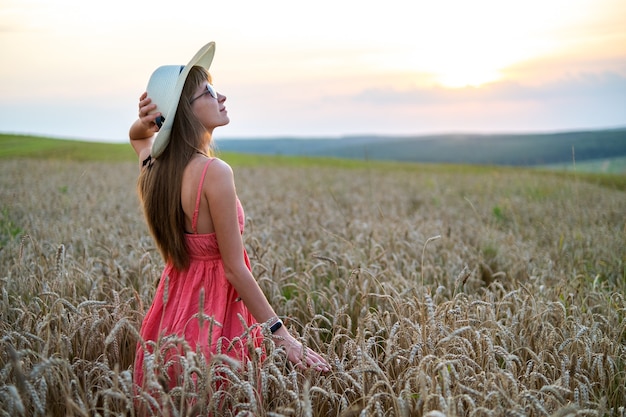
[0,158,624,416]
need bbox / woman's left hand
[273,329,331,373]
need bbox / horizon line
[1,124,625,144]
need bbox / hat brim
[150,42,216,158]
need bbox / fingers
[303,347,331,372]
[138,92,149,114]
[138,95,156,117]
[273,331,331,372]
[137,92,160,131]
[283,341,331,372]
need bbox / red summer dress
[134,157,262,389]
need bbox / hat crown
[146,65,184,118]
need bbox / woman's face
[190,80,229,132]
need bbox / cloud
[346,70,626,107]
[265,69,625,136]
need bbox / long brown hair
[137,66,214,270]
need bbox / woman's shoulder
[206,157,233,176]
[202,157,235,193]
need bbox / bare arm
[207,159,330,372]
[129,92,159,164]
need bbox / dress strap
[192,158,215,234]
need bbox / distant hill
[215,128,626,167]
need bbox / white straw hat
[146,42,216,158]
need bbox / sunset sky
[1,0,625,142]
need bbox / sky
[0,0,625,143]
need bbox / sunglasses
[190,84,218,103]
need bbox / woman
[129,42,330,391]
